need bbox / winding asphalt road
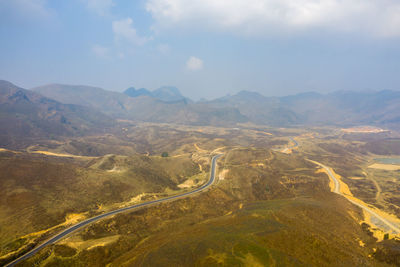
[5,154,223,267]
[280,137,298,153]
[289,137,298,148]
[311,161,400,234]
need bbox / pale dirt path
[0,148,20,153]
[26,145,96,158]
[368,175,382,202]
[194,143,207,153]
[279,137,298,154]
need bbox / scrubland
[2,123,400,266]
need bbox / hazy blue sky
[1,0,400,100]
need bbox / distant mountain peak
[0,80,17,87]
[235,90,266,99]
[152,86,186,102]
[123,85,187,102]
[124,87,152,98]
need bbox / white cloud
[186,56,203,71]
[83,0,114,16]
[117,52,125,59]
[112,18,149,45]
[146,0,400,37]
[92,44,109,58]
[0,0,54,21]
[157,43,170,54]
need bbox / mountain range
[2,79,400,147]
[123,86,188,102]
[32,83,246,126]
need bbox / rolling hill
[33,84,129,117]
[0,81,114,148]
[280,90,400,128]
[208,90,300,126]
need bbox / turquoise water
[375,158,400,164]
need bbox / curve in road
[5,154,223,267]
[280,137,298,153]
[289,137,298,148]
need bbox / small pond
[375,158,400,164]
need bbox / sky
[1,0,400,100]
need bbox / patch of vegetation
[363,139,400,155]
[54,244,77,257]
[374,239,400,266]
[4,238,27,251]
